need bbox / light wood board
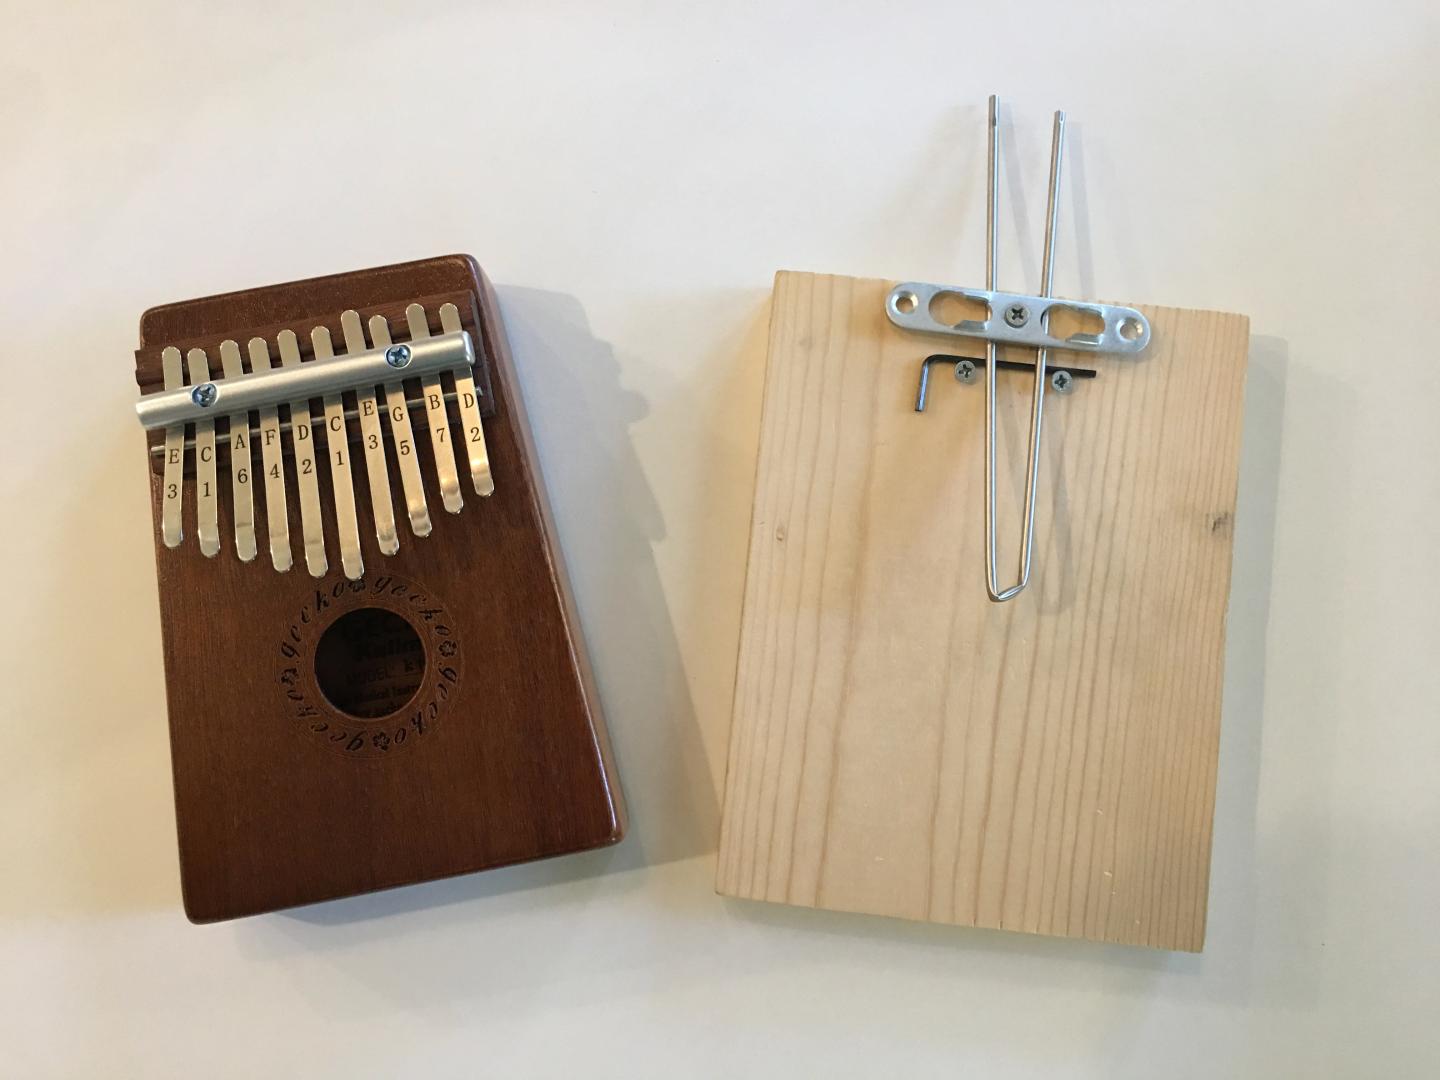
[716,271,1249,951]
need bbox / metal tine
[984,98,1065,603]
[369,315,432,537]
[406,303,463,513]
[185,348,221,558]
[275,331,324,576]
[439,303,494,496]
[159,347,185,547]
[249,338,294,572]
[218,340,257,562]
[341,311,399,556]
[312,326,364,580]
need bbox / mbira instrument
[717,99,1250,951]
[134,255,624,921]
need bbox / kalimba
[135,255,625,921]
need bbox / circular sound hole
[313,608,426,720]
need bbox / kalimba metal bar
[407,305,464,514]
[135,330,475,430]
[159,347,185,548]
[440,302,494,497]
[341,310,399,557]
[275,329,323,576]
[217,339,258,563]
[369,315,433,537]
[184,347,221,558]
[247,336,293,572]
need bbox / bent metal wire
[885,95,1153,603]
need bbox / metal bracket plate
[885,282,1151,356]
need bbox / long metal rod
[983,94,1004,600]
[986,102,1065,603]
[135,330,474,430]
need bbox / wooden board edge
[715,270,789,895]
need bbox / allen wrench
[913,354,1095,413]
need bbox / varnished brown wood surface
[140,255,625,922]
[716,271,1249,951]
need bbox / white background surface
[3,2,1438,1076]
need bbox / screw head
[385,344,412,369]
[1051,370,1074,394]
[1004,303,1029,328]
[954,359,978,384]
[190,382,218,408]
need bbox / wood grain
[716,272,1249,951]
[139,255,625,922]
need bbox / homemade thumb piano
[135,255,624,921]
[717,99,1250,951]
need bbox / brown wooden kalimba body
[135,255,625,921]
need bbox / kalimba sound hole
[313,607,426,720]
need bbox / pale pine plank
[717,271,1249,951]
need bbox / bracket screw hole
[1004,304,1029,328]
